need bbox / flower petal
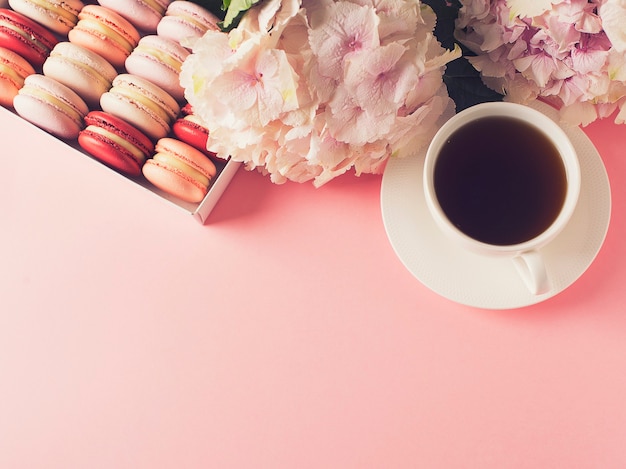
[599,0,626,52]
[308,2,380,78]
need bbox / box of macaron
[0,0,240,223]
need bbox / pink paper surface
[1,110,625,468]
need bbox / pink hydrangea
[456,0,626,126]
[181,0,460,186]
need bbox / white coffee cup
[423,102,581,296]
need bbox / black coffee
[434,116,567,246]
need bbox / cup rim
[423,101,581,255]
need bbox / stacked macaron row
[0,0,226,205]
[157,1,218,159]
[135,1,221,203]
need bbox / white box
[1,105,240,224]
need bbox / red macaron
[0,8,58,68]
[79,111,155,176]
[172,104,214,155]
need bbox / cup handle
[512,250,550,296]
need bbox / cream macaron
[8,0,84,35]
[97,0,172,32]
[125,34,189,102]
[100,73,180,141]
[43,41,117,108]
[157,1,220,46]
[14,73,89,139]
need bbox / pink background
[1,108,625,468]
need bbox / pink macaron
[43,41,117,107]
[97,0,172,32]
[124,34,189,102]
[143,137,217,203]
[0,8,58,68]
[157,1,220,46]
[0,45,35,107]
[68,5,140,69]
[14,73,89,139]
[8,0,84,36]
[100,73,180,141]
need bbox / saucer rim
[380,101,612,310]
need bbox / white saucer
[381,101,612,309]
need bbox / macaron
[68,5,140,69]
[0,8,58,68]
[14,73,88,139]
[97,0,172,32]
[100,73,180,140]
[79,110,155,176]
[172,103,214,154]
[0,45,35,107]
[143,137,217,203]
[124,34,189,102]
[43,42,117,107]
[157,1,220,46]
[8,0,84,36]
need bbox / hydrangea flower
[456,0,626,126]
[181,0,460,186]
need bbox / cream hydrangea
[181,0,460,186]
[456,0,626,126]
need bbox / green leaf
[422,0,502,112]
[184,0,226,18]
[444,58,503,112]
[184,0,265,31]
[185,0,502,110]
[423,0,461,51]
[221,0,263,30]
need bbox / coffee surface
[434,116,567,246]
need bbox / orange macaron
[69,5,140,69]
[143,137,217,203]
[0,45,34,107]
